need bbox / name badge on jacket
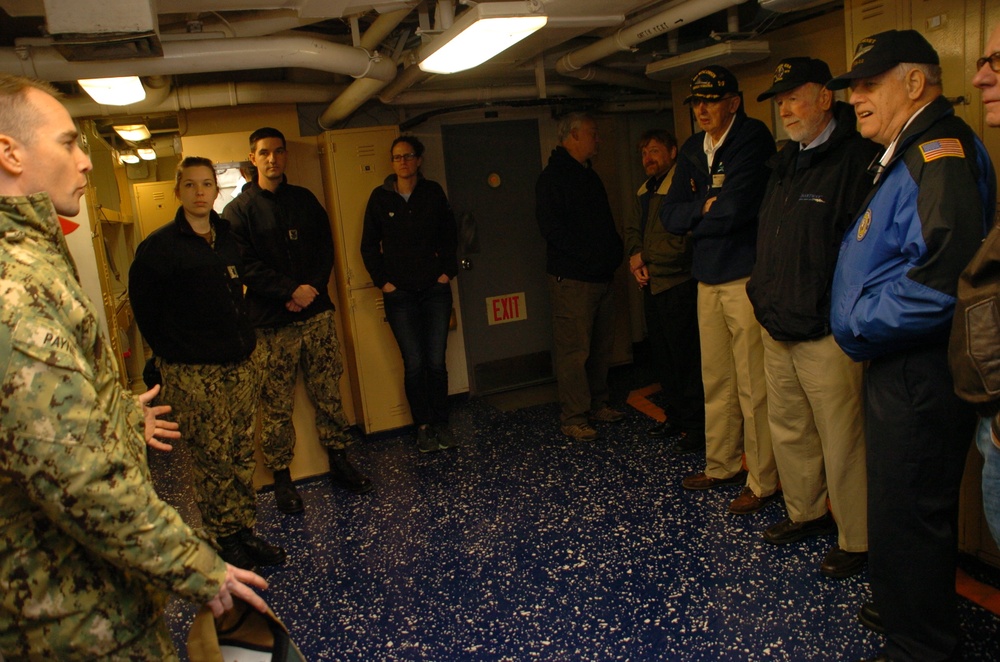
[712,173,726,188]
[288,229,298,240]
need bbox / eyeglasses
[976,52,1000,73]
[391,153,418,162]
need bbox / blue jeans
[976,416,1000,548]
[383,282,452,426]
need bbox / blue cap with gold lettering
[826,29,939,90]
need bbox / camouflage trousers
[257,308,351,470]
[108,617,178,661]
[160,356,261,539]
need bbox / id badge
[712,173,726,188]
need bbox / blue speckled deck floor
[150,360,1000,661]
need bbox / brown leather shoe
[821,545,867,578]
[681,470,747,491]
[728,486,780,515]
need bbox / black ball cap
[684,65,740,104]
[757,57,833,102]
[826,29,939,90]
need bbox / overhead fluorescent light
[113,124,151,141]
[645,41,771,82]
[78,76,146,106]
[137,147,157,161]
[419,1,547,75]
[118,150,140,164]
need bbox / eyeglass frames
[391,153,418,162]
[976,52,1000,74]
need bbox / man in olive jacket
[623,129,704,453]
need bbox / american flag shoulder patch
[919,138,965,162]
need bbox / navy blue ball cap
[757,57,833,102]
[684,65,740,104]
[826,29,939,90]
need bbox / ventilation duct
[645,41,771,81]
[43,0,163,60]
[758,0,833,12]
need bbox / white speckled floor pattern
[150,358,1000,661]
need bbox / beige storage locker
[319,126,411,434]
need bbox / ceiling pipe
[0,35,396,83]
[555,0,748,76]
[317,7,416,128]
[379,60,433,103]
[65,82,347,118]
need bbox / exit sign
[487,292,527,326]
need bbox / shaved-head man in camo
[0,73,268,659]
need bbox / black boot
[328,449,373,494]
[237,528,286,566]
[217,532,255,570]
[272,468,304,514]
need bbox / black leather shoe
[237,528,286,566]
[272,468,304,514]
[821,545,867,578]
[763,512,836,545]
[858,601,885,634]
[217,533,255,570]
[671,432,705,455]
[647,421,673,438]
[328,449,373,494]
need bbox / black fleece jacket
[360,175,458,291]
[747,101,880,341]
[222,178,335,328]
[535,146,623,282]
[129,208,256,364]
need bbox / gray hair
[557,112,595,144]
[896,62,942,87]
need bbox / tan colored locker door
[348,286,411,433]
[320,126,398,290]
[134,180,177,239]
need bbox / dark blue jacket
[660,111,775,284]
[831,96,995,362]
[536,146,623,282]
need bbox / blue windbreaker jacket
[830,96,996,362]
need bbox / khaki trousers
[762,332,868,552]
[698,279,777,497]
[548,276,615,426]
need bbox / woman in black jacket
[361,136,459,453]
[130,156,285,570]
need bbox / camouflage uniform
[223,178,355,472]
[159,354,261,539]
[0,194,226,659]
[256,309,351,469]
